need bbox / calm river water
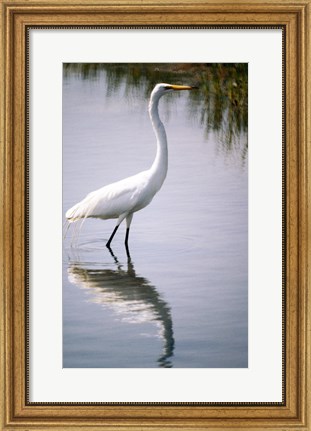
[63,66,248,368]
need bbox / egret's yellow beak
[170,84,197,91]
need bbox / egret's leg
[106,224,119,249]
[106,214,127,249]
[125,214,133,255]
[125,228,130,246]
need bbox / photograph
[62,63,248,368]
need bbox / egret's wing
[66,171,148,222]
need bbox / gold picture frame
[1,0,310,429]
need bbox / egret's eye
[164,86,171,90]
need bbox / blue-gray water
[63,67,248,368]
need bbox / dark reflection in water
[67,252,175,368]
[63,63,248,157]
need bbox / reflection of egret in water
[67,251,174,368]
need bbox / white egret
[65,83,197,251]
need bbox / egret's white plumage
[65,83,196,250]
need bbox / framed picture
[1,0,310,430]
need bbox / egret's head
[152,83,197,98]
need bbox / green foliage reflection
[64,63,248,157]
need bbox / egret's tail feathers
[64,204,84,246]
[63,219,71,239]
[64,196,100,246]
[71,218,83,246]
[65,205,82,223]
[66,194,99,222]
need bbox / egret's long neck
[148,93,168,190]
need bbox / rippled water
[63,66,248,368]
